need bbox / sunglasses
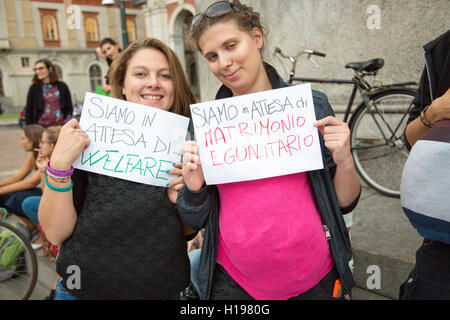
[190,1,238,32]
[33,66,47,72]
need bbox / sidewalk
[0,123,418,300]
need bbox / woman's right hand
[102,84,111,93]
[49,119,90,171]
[428,88,450,123]
[182,141,205,192]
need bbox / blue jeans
[188,249,201,297]
[0,189,42,219]
[21,196,41,226]
[54,278,79,300]
[54,277,182,300]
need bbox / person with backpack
[399,29,450,300]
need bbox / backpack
[0,223,29,282]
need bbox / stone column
[144,0,169,44]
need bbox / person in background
[96,37,122,94]
[39,37,197,300]
[25,59,73,127]
[22,126,61,249]
[178,0,360,300]
[0,124,45,228]
[21,126,61,300]
[399,29,450,300]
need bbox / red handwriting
[204,113,306,147]
[209,134,314,166]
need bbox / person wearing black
[399,29,450,300]
[25,59,73,127]
[38,38,197,299]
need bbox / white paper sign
[73,92,189,187]
[190,84,324,185]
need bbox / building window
[83,12,100,48]
[40,9,60,47]
[89,65,102,92]
[43,15,58,40]
[126,15,137,43]
[21,57,30,68]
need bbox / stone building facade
[0,0,198,113]
[1,0,448,114]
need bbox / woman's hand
[49,119,90,171]
[36,153,49,171]
[166,162,184,204]
[428,87,450,123]
[182,141,205,192]
[314,116,353,168]
[314,116,360,207]
[102,84,111,93]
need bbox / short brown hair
[109,38,195,118]
[188,0,266,51]
[32,59,59,85]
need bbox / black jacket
[406,29,450,150]
[25,81,73,125]
[177,63,358,300]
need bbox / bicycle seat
[345,58,384,72]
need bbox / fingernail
[165,170,171,173]
[166,183,170,187]
[172,162,177,166]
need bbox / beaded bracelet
[45,177,73,192]
[46,161,74,178]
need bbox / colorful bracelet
[46,161,74,177]
[45,177,73,192]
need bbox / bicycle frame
[290,74,416,123]
[290,74,368,123]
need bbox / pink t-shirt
[216,172,334,300]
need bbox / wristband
[419,105,433,128]
[47,172,70,183]
[45,177,73,192]
[46,161,74,177]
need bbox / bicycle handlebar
[274,47,327,59]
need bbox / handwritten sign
[73,92,189,187]
[190,84,324,184]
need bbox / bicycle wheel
[349,88,416,198]
[0,221,38,299]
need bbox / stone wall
[193,0,449,110]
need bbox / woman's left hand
[166,162,184,204]
[313,116,353,167]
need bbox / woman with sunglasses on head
[38,38,197,300]
[178,0,361,300]
[25,59,73,127]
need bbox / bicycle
[274,47,417,198]
[0,208,38,299]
